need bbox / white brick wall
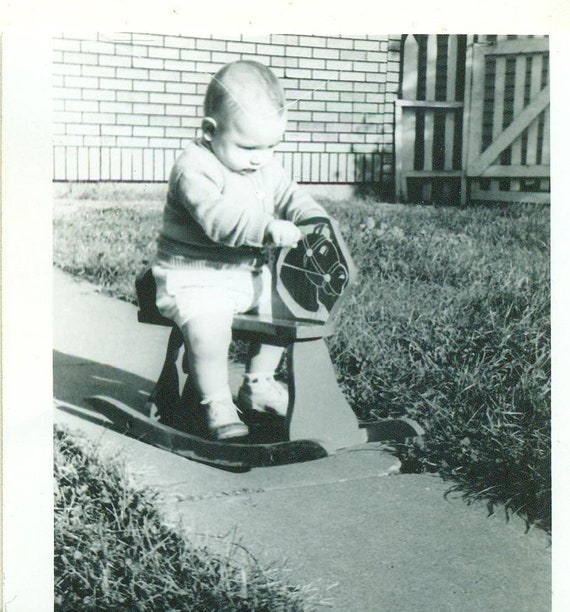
[53,33,401,195]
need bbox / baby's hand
[266,220,302,247]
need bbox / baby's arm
[271,163,329,224]
[175,167,274,248]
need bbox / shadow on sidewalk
[53,349,156,425]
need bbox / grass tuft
[54,425,327,611]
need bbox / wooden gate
[395,34,550,204]
[463,35,549,203]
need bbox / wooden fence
[395,34,549,204]
[395,34,466,203]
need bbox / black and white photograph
[2,8,568,610]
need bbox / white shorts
[152,262,273,328]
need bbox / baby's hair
[204,61,286,124]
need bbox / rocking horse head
[273,217,356,324]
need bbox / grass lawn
[54,191,550,533]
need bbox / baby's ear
[201,117,217,141]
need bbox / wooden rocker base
[140,328,425,458]
[88,395,329,470]
[87,394,424,470]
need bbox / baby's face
[208,108,286,174]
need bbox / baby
[152,60,328,440]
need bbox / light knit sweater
[156,138,327,267]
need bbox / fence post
[396,34,419,203]
[461,38,486,205]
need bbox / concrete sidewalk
[53,268,551,611]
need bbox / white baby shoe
[201,389,249,440]
[237,373,288,418]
